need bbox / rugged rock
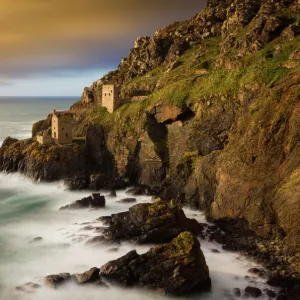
[60,193,105,210]
[0,141,87,181]
[97,200,204,244]
[1,0,300,296]
[72,267,106,285]
[2,136,19,147]
[244,286,262,298]
[100,232,211,296]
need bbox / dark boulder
[244,286,262,298]
[60,193,105,210]
[89,174,108,190]
[100,232,211,296]
[266,289,277,298]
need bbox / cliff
[1,0,300,281]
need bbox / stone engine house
[102,84,121,113]
[52,110,73,144]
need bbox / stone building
[36,129,53,145]
[51,110,73,144]
[102,84,121,113]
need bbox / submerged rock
[100,232,211,296]
[98,200,204,244]
[15,282,41,292]
[60,193,105,210]
[43,273,71,289]
[117,198,137,204]
[29,237,43,243]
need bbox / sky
[0,0,207,97]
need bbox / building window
[66,133,68,138]
[105,93,106,96]
[54,132,56,138]
[109,93,110,96]
[62,128,64,131]
[111,90,112,93]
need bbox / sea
[0,97,278,299]
[0,97,77,146]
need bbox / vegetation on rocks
[1,0,300,290]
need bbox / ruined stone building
[102,84,121,113]
[52,110,73,144]
[36,128,53,145]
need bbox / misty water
[0,173,278,300]
[0,98,278,299]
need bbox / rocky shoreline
[0,0,299,298]
[13,196,300,299]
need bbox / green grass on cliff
[90,34,299,129]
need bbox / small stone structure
[36,129,53,145]
[102,84,121,113]
[36,110,73,145]
[52,110,73,144]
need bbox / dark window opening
[105,93,107,96]
[66,133,68,138]
[62,128,64,131]
[54,132,56,138]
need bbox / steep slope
[1,0,299,280]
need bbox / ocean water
[0,98,278,299]
[0,97,77,146]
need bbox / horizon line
[0,95,80,98]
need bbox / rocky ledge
[92,200,203,245]
[0,139,86,181]
[19,232,210,296]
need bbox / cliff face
[76,0,299,267]
[1,0,300,273]
[0,139,87,181]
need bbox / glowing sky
[0,0,206,96]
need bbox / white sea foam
[0,173,278,300]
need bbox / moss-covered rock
[100,232,211,296]
[95,200,203,244]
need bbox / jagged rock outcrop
[1,0,300,288]
[96,200,203,244]
[32,232,211,296]
[100,232,211,296]
[0,140,87,181]
[60,193,106,210]
[2,136,19,147]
